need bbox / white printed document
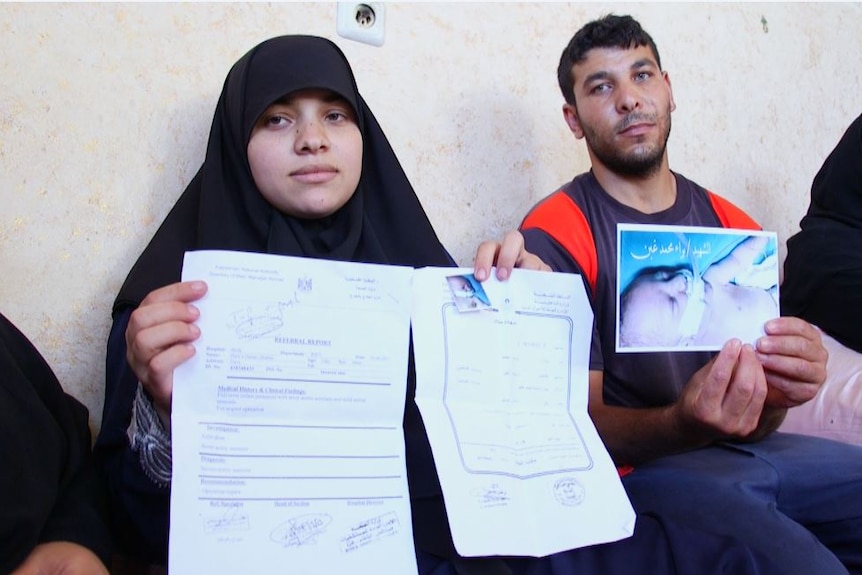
[169,250,418,575]
[411,268,635,557]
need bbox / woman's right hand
[125,281,208,419]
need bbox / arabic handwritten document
[411,267,635,557]
[169,250,418,575]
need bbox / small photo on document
[446,273,492,312]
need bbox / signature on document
[270,513,332,547]
[471,484,511,509]
[339,512,400,553]
[203,506,250,533]
[229,296,301,339]
[552,476,586,506]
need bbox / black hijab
[112,35,457,556]
[0,312,111,571]
[781,113,862,352]
[115,35,451,312]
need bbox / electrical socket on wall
[336,3,385,47]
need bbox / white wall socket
[336,3,385,47]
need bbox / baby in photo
[446,273,492,312]
[617,227,779,351]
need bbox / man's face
[563,45,675,177]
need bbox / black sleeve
[93,308,171,566]
[0,312,111,572]
[781,233,862,353]
[785,267,862,353]
[39,392,113,564]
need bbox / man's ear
[562,103,585,139]
[663,71,676,113]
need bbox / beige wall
[2,2,861,432]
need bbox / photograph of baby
[616,224,780,352]
[446,273,492,312]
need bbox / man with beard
[504,13,862,574]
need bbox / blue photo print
[446,273,492,312]
[616,224,779,352]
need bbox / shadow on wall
[81,94,213,434]
[432,91,588,266]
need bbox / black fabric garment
[114,35,451,308]
[94,35,455,565]
[0,312,111,573]
[781,113,862,353]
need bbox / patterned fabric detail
[130,383,172,486]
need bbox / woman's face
[247,88,363,219]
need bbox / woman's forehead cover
[258,88,359,123]
[236,35,362,139]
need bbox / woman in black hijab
[1,312,111,574]
[782,113,862,352]
[779,114,862,445]
[93,35,777,575]
[94,33,461,568]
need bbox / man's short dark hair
[557,14,662,107]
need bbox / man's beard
[583,112,672,178]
